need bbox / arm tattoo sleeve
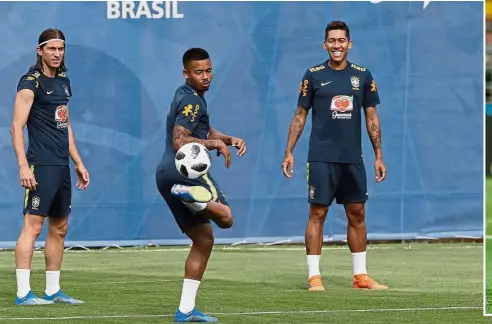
[285,107,308,154]
[367,119,382,159]
[208,128,232,145]
[173,126,223,151]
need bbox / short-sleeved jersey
[156,83,210,171]
[17,67,72,166]
[297,60,380,163]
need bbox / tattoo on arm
[367,119,382,159]
[208,128,232,145]
[173,126,223,151]
[285,107,308,155]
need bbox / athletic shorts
[23,165,72,217]
[156,167,229,232]
[307,162,368,206]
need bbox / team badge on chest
[350,76,360,90]
[63,85,70,97]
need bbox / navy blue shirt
[17,67,72,166]
[157,83,210,171]
[297,60,380,163]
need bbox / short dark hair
[325,21,350,41]
[35,28,67,73]
[182,48,210,67]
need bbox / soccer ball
[175,143,212,179]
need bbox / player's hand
[75,163,90,190]
[19,164,37,191]
[231,137,246,156]
[282,151,295,178]
[217,142,231,168]
[374,159,386,183]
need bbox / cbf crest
[32,196,40,210]
[309,186,315,200]
[63,85,70,97]
[350,76,360,90]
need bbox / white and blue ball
[175,142,211,179]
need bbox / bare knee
[217,207,233,229]
[308,204,328,224]
[345,203,365,227]
[48,218,68,239]
[21,214,44,240]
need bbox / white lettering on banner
[107,1,184,19]
[370,0,431,9]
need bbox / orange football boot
[308,275,326,291]
[352,274,388,290]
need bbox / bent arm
[364,107,383,160]
[173,126,224,151]
[10,89,34,167]
[208,128,232,145]
[284,106,308,154]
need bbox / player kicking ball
[155,48,246,322]
[282,21,388,291]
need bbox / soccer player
[282,21,388,291]
[10,29,89,305]
[155,48,246,322]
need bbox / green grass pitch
[0,243,483,323]
[485,178,492,315]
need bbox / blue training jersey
[17,67,72,166]
[156,83,210,172]
[297,60,380,163]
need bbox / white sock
[178,279,201,314]
[307,255,321,278]
[16,269,31,298]
[45,271,60,296]
[183,202,207,214]
[352,251,367,275]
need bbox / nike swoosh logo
[47,90,54,94]
[321,81,332,86]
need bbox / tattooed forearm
[208,128,232,145]
[285,107,308,154]
[367,120,382,159]
[173,126,224,151]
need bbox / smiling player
[282,21,388,291]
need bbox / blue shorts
[23,165,72,217]
[307,162,368,206]
[156,167,229,232]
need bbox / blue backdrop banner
[0,1,483,247]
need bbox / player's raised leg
[43,215,84,304]
[15,213,54,305]
[171,183,233,229]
